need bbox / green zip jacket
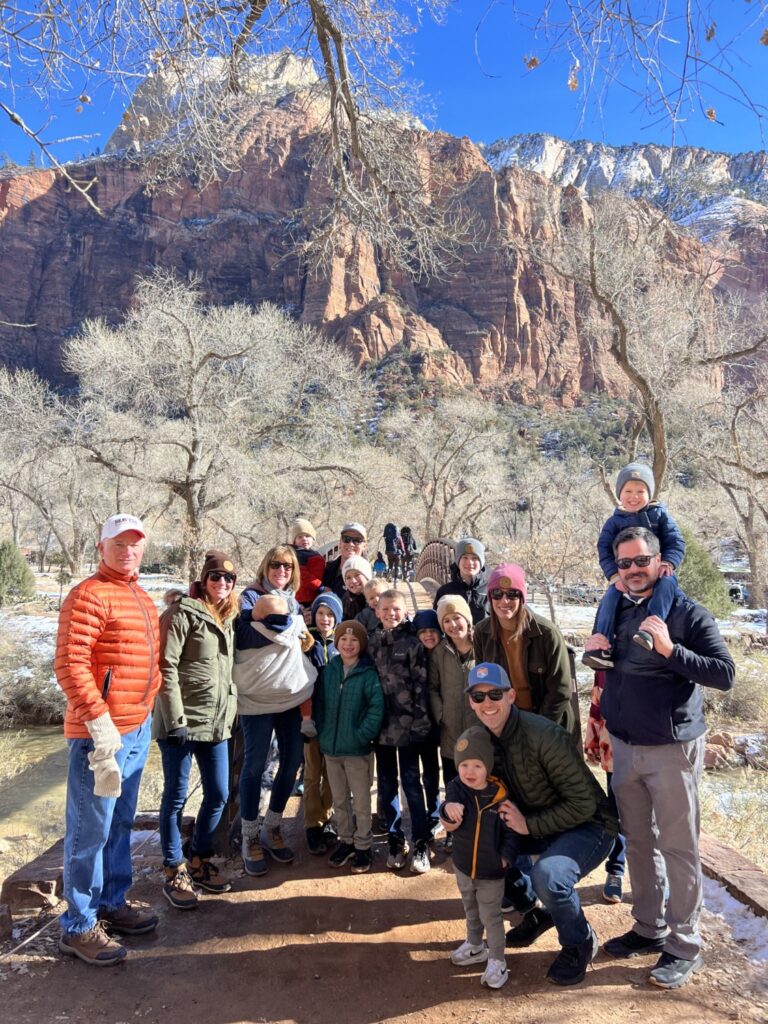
[489,706,618,840]
[153,596,237,743]
[315,654,385,758]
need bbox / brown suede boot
[163,864,199,910]
[187,855,232,894]
[59,921,127,965]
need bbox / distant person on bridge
[466,662,617,986]
[54,513,161,966]
[433,538,489,625]
[321,522,368,599]
[588,526,734,990]
[382,522,406,583]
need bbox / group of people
[53,462,735,995]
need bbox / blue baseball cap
[465,662,512,693]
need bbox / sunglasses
[207,572,236,584]
[468,689,507,704]
[341,535,364,544]
[489,588,523,602]
[269,560,293,571]
[616,555,654,569]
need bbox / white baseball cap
[100,514,146,541]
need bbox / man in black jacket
[587,526,735,990]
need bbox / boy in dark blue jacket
[583,463,686,669]
[303,592,343,854]
[440,727,519,990]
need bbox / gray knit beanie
[454,537,486,566]
[615,463,655,503]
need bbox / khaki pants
[324,755,373,850]
[302,738,333,829]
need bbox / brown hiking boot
[260,824,295,864]
[163,864,200,910]
[59,921,127,966]
[187,855,232,894]
[98,901,159,935]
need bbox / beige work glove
[85,711,123,759]
[88,752,122,798]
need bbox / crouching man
[466,662,617,985]
[54,514,161,965]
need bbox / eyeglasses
[616,555,654,570]
[341,535,364,544]
[468,689,507,704]
[489,588,523,602]
[269,560,293,571]
[207,572,236,584]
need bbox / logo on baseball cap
[465,662,512,693]
[100,514,146,541]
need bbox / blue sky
[2,2,766,166]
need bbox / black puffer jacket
[488,707,617,840]
[434,564,488,624]
[439,776,520,880]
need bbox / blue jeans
[60,718,150,935]
[594,575,681,645]
[530,822,616,946]
[375,743,429,844]
[158,738,229,866]
[605,772,626,877]
[239,708,304,821]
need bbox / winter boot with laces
[187,854,232,894]
[163,864,199,910]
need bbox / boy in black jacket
[440,727,519,989]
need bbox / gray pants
[324,755,373,850]
[610,733,705,959]
[454,866,506,962]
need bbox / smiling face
[458,553,481,582]
[344,570,366,594]
[468,685,514,736]
[615,537,661,598]
[204,572,235,604]
[340,532,367,562]
[314,605,336,637]
[98,530,145,576]
[418,628,441,650]
[337,632,361,665]
[619,480,651,512]
[442,613,469,643]
[377,596,406,630]
[458,758,488,790]
[267,558,293,590]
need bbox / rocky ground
[1,800,766,1024]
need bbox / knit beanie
[455,727,495,776]
[341,555,373,582]
[615,463,655,503]
[487,563,527,604]
[454,537,486,566]
[413,609,441,634]
[200,549,237,581]
[436,594,473,629]
[334,619,368,653]
[290,517,316,543]
[311,591,343,626]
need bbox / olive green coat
[428,639,476,760]
[153,596,237,743]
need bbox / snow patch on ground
[0,611,57,660]
[703,877,768,963]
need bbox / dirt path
[2,800,767,1024]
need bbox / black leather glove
[166,727,188,746]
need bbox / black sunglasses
[207,571,236,583]
[269,560,293,571]
[468,689,506,704]
[341,535,364,544]
[616,555,654,569]
[489,588,523,602]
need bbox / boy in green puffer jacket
[315,620,384,874]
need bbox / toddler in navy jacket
[583,463,685,669]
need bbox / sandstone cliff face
[0,103,701,399]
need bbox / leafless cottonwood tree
[63,270,370,578]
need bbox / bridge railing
[415,539,455,590]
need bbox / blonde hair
[252,594,289,618]
[256,545,301,593]
[363,579,387,596]
[379,588,406,606]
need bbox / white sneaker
[451,940,489,966]
[481,958,509,989]
[410,841,431,874]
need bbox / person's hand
[499,800,529,835]
[585,633,610,652]
[584,745,600,765]
[638,616,674,657]
[441,802,464,824]
[166,727,188,747]
[658,562,674,578]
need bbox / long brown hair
[200,583,239,625]
[256,545,301,593]
[489,600,529,645]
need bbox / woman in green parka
[154,549,239,909]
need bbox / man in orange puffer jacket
[54,513,162,966]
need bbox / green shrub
[0,540,35,607]
[677,528,732,619]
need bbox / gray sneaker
[648,952,704,988]
[59,921,127,966]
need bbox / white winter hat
[100,514,146,541]
[341,556,373,582]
